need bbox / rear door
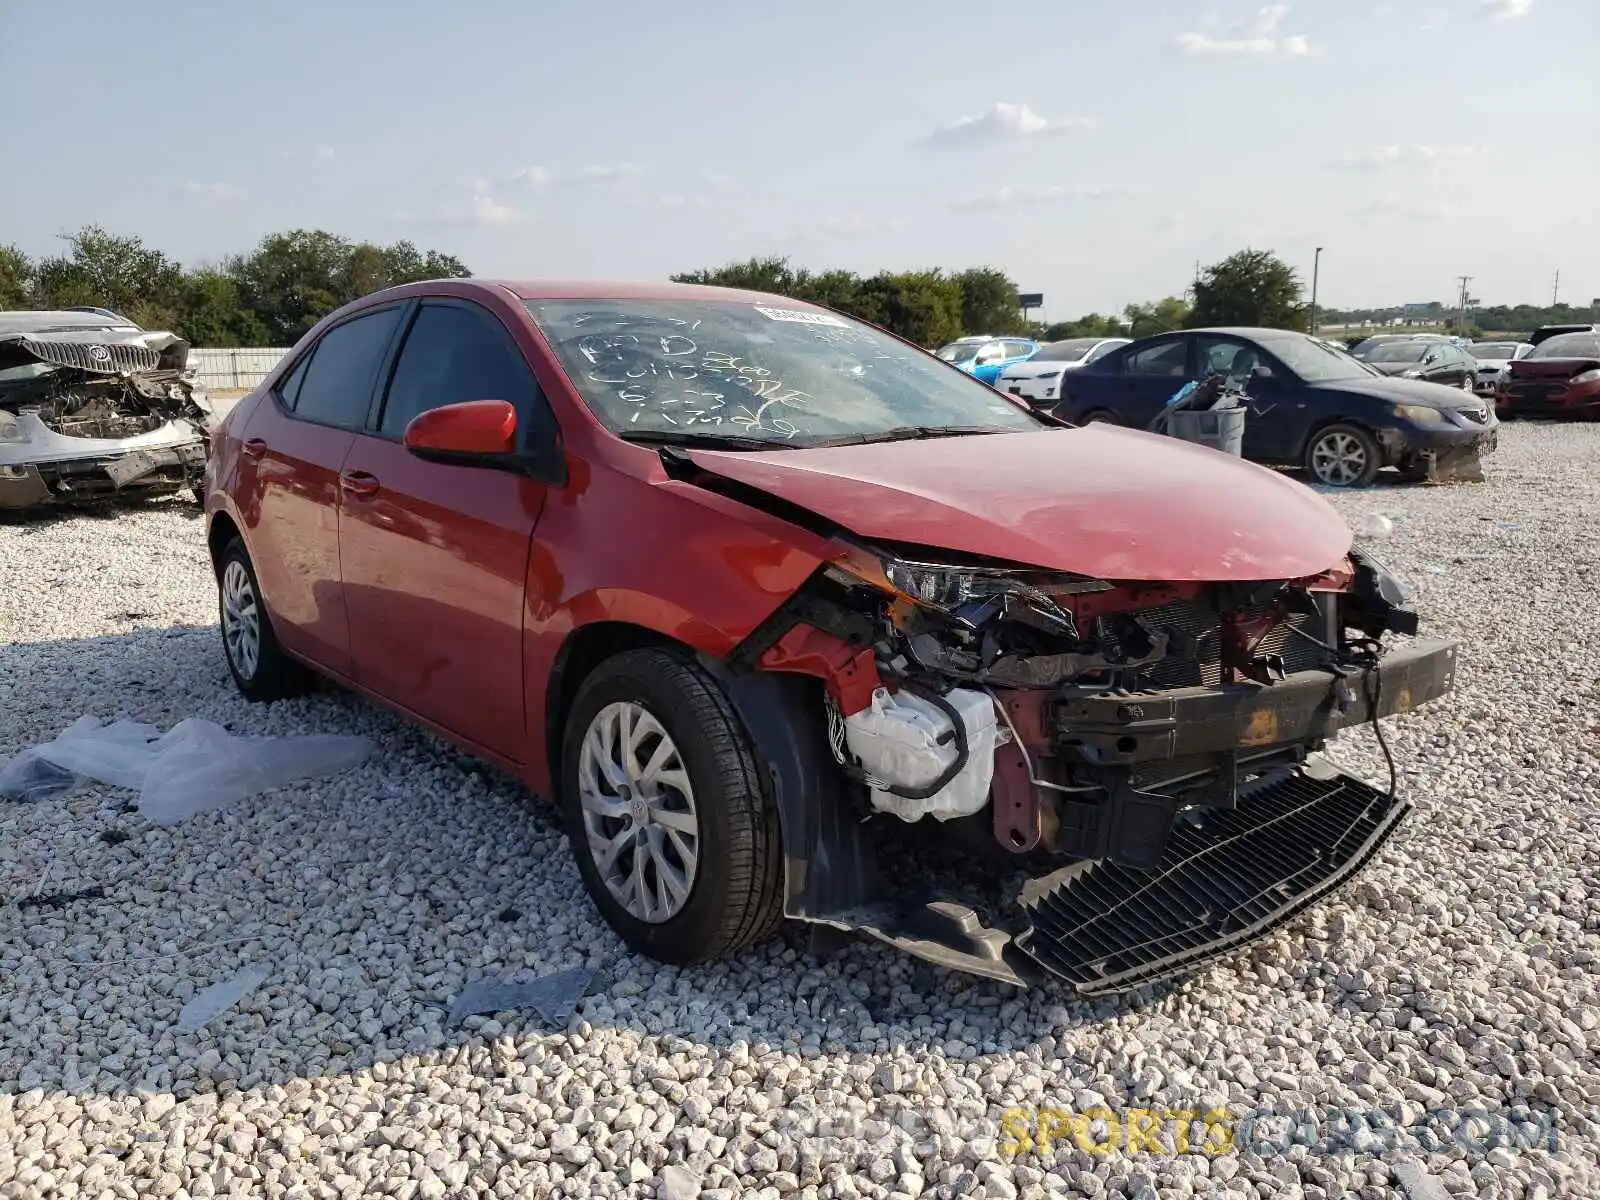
[338,298,555,759]
[234,304,406,675]
[1109,336,1191,427]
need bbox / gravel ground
[2,423,1598,1200]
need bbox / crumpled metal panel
[20,338,161,375]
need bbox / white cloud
[1177,6,1313,55]
[506,166,549,187]
[951,185,1115,212]
[820,213,907,237]
[470,194,517,226]
[1480,0,1532,18]
[926,102,1094,148]
[181,180,246,205]
[313,143,335,163]
[1335,144,1484,168]
[1352,199,1454,221]
[570,163,641,186]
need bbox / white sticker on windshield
[755,306,849,328]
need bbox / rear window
[1529,332,1600,359]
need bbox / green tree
[952,267,1027,336]
[1042,313,1128,340]
[0,244,31,308]
[854,270,964,347]
[1185,249,1305,330]
[30,226,185,329]
[1123,295,1191,337]
[228,230,472,345]
[672,256,802,295]
[178,267,270,347]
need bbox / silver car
[0,309,213,510]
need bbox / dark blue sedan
[1053,326,1500,486]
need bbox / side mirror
[403,399,519,465]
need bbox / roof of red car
[482,278,810,306]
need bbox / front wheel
[1305,423,1380,488]
[559,648,784,965]
[1461,374,1476,392]
[1079,409,1121,426]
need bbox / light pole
[1309,246,1323,335]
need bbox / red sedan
[1496,328,1600,418]
[204,279,1458,994]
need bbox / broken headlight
[831,546,1112,611]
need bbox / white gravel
[3,424,1598,1200]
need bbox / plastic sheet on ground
[0,715,373,824]
[448,967,593,1027]
[176,963,271,1033]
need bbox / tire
[1461,373,1476,393]
[216,537,315,702]
[1304,423,1381,488]
[1080,409,1121,426]
[559,647,784,965]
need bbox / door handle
[340,470,381,498]
[242,438,267,460]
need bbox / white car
[996,336,1131,407]
[1466,340,1534,397]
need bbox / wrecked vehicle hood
[688,425,1353,582]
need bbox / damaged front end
[721,537,1454,995]
[0,319,213,510]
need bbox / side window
[1195,336,1260,378]
[1004,340,1033,358]
[292,307,405,429]
[378,302,545,440]
[1124,339,1188,377]
[274,351,313,409]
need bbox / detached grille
[1102,597,1325,689]
[20,338,160,375]
[1015,769,1409,994]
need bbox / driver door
[338,298,556,760]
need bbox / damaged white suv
[0,309,214,510]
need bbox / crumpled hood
[1317,375,1471,407]
[688,426,1353,582]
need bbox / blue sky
[0,0,1593,320]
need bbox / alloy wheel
[577,700,700,924]
[221,559,261,680]
[1310,431,1369,486]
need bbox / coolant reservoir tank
[843,686,999,822]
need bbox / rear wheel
[1080,409,1121,426]
[1305,423,1380,488]
[217,538,314,702]
[560,648,784,965]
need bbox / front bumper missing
[803,640,1452,993]
[0,442,205,509]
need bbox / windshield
[1529,332,1600,359]
[935,340,984,362]
[1260,334,1381,382]
[1470,343,1518,359]
[1365,343,1431,364]
[1032,338,1104,362]
[525,299,1044,446]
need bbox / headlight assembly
[1391,403,1446,425]
[829,545,1112,611]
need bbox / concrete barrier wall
[188,348,292,391]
